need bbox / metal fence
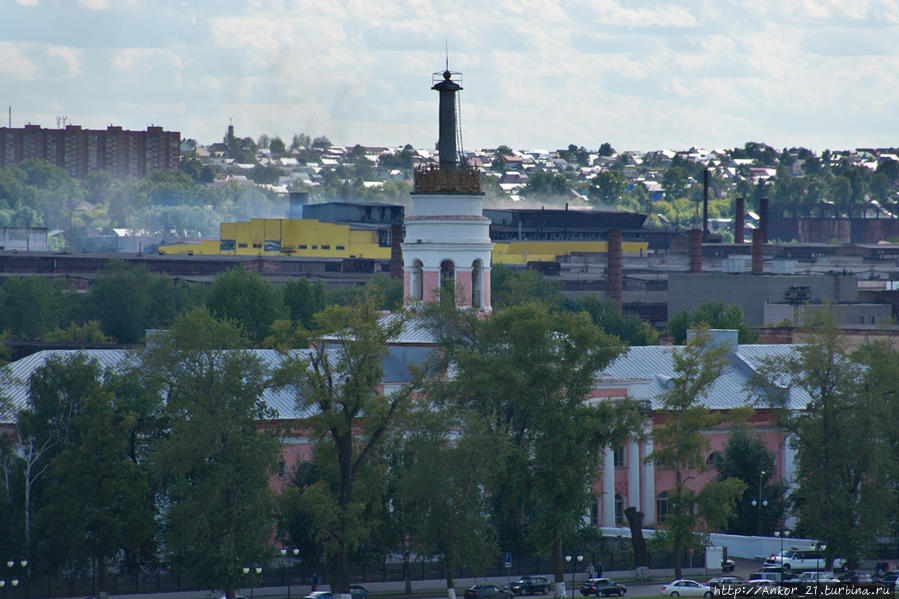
[9,547,704,599]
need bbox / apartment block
[0,124,180,178]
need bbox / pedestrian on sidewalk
[586,562,597,580]
[597,561,603,577]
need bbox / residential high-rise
[0,124,180,178]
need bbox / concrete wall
[668,273,858,327]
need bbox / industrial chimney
[752,228,764,274]
[734,197,745,244]
[607,228,623,312]
[759,197,769,243]
[690,229,702,273]
[702,168,710,235]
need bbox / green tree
[383,406,501,593]
[37,382,155,594]
[282,278,328,329]
[0,276,67,339]
[565,296,658,346]
[661,166,689,201]
[426,302,642,596]
[522,171,570,197]
[589,170,627,205]
[148,307,281,598]
[269,137,285,155]
[712,423,788,536]
[651,328,745,578]
[84,261,201,344]
[598,142,615,157]
[205,267,284,344]
[666,300,756,345]
[490,264,564,311]
[272,298,425,597]
[750,311,890,567]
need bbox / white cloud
[15,0,39,6]
[0,42,38,81]
[45,46,84,79]
[76,0,112,10]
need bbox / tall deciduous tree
[384,403,501,599]
[38,384,156,594]
[651,328,745,578]
[148,307,281,598]
[273,298,426,599]
[426,301,642,598]
[751,311,890,567]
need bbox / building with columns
[589,331,804,528]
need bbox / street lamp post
[564,555,583,599]
[243,566,262,599]
[282,549,299,599]
[774,530,790,559]
[4,560,26,599]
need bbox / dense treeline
[2,266,899,595]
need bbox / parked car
[707,577,742,586]
[839,571,873,583]
[748,571,786,583]
[875,572,899,590]
[660,580,711,597]
[465,584,513,599]
[764,549,847,572]
[579,578,627,597]
[350,585,370,599]
[511,576,550,595]
[795,571,841,583]
[305,593,332,599]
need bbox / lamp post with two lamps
[750,470,768,535]
[3,559,26,599]
[242,566,263,599]
[281,548,300,599]
[774,529,791,559]
[564,554,583,599]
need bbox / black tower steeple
[432,70,462,172]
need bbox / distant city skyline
[3,0,899,153]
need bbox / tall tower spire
[432,69,462,172]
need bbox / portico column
[627,438,641,512]
[782,431,798,528]
[641,438,656,525]
[603,444,616,527]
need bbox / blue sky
[3,0,899,153]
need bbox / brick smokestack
[752,228,764,274]
[760,196,769,243]
[703,168,710,235]
[390,224,403,279]
[734,197,745,244]
[690,228,702,273]
[607,228,623,312]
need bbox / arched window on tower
[411,259,423,301]
[471,259,483,308]
[440,259,455,302]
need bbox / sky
[2,0,899,154]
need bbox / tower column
[627,438,641,512]
[603,444,616,527]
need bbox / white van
[764,549,846,572]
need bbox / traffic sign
[504,551,512,568]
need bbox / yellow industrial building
[158,218,649,264]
